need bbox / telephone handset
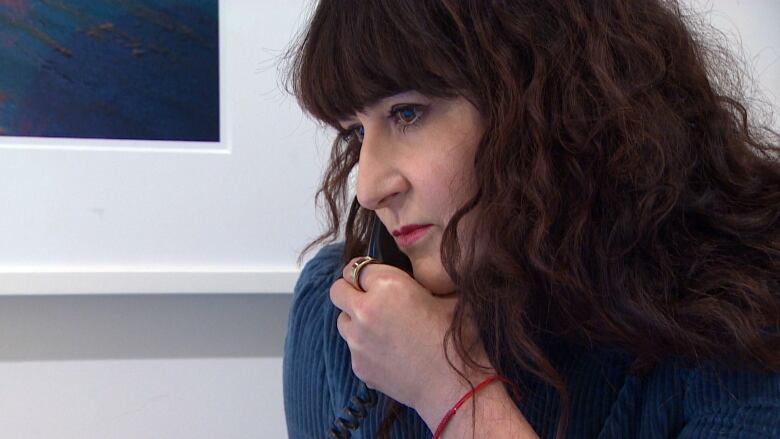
[328,213,412,438]
[367,213,414,276]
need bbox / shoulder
[677,362,780,437]
[634,359,780,438]
[293,242,345,301]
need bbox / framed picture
[0,0,219,142]
[0,0,326,295]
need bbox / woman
[283,0,780,437]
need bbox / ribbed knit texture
[283,243,780,438]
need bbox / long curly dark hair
[284,0,780,437]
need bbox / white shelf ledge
[0,270,301,295]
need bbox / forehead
[291,0,468,132]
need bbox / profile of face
[339,91,484,296]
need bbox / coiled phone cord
[327,215,383,438]
[327,382,378,438]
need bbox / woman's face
[339,91,483,296]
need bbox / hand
[329,257,495,415]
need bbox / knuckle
[351,359,365,381]
[328,287,338,307]
[329,278,346,302]
[352,300,373,323]
[374,273,399,291]
[336,312,349,337]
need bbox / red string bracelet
[432,374,517,439]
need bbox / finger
[342,257,378,292]
[329,278,356,314]
[336,310,351,340]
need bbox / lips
[392,224,432,248]
[392,224,431,236]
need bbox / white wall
[0,1,777,439]
[0,295,291,438]
[686,0,779,129]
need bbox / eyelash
[340,104,425,144]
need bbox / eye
[391,104,424,129]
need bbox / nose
[355,126,408,211]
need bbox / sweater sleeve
[283,243,344,439]
[678,364,780,438]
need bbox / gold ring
[351,256,378,292]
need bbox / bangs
[288,0,468,128]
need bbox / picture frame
[0,0,325,295]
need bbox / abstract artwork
[0,0,219,142]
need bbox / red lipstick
[392,224,432,248]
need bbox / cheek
[445,166,478,218]
[428,159,475,208]
[458,209,484,256]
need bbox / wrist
[434,375,514,439]
[414,368,499,432]
[437,379,534,439]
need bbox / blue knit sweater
[283,243,780,438]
